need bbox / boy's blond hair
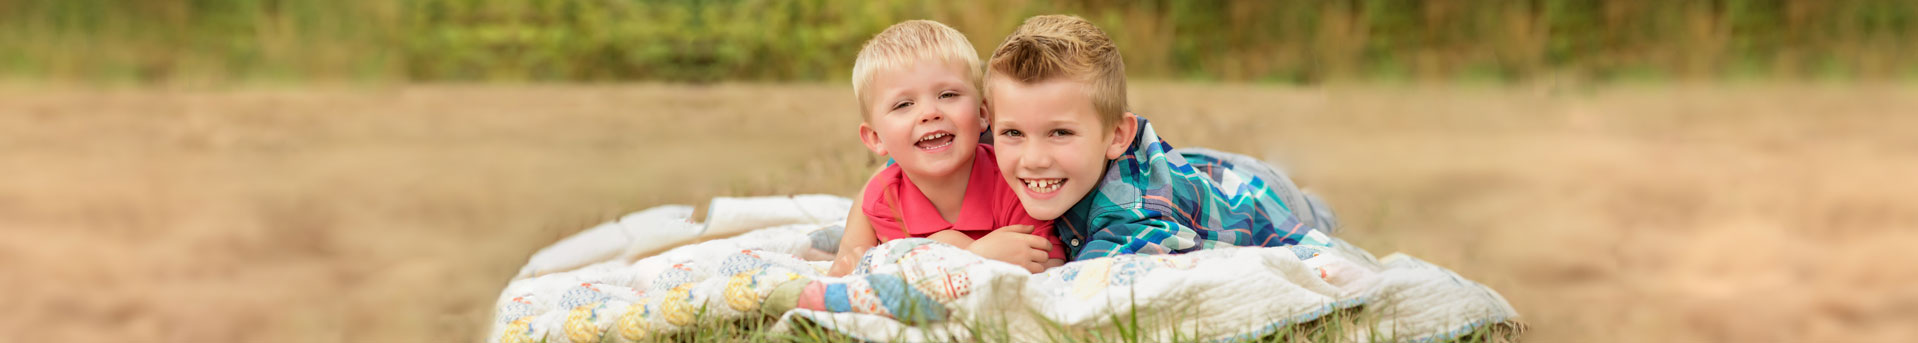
[852,20,984,117]
[985,15,1127,126]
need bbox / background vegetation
[7,2,1916,343]
[4,0,1915,84]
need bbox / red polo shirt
[861,144,1065,260]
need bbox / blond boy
[827,20,1066,276]
[984,15,1338,261]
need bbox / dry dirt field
[2,83,1915,342]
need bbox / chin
[1024,202,1067,221]
[928,155,970,173]
[903,159,961,179]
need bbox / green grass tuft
[639,301,1520,343]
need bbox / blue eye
[1000,129,1023,137]
[1051,129,1074,137]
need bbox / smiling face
[858,60,987,181]
[987,77,1134,220]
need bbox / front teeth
[1022,178,1064,192]
[916,132,953,150]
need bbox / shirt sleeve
[1073,209,1190,260]
[860,168,902,240]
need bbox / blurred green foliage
[2,0,1914,83]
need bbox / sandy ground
[2,83,1915,342]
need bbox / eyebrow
[996,117,1084,128]
[878,87,912,103]
[882,77,969,101]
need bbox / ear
[859,122,887,156]
[1105,112,1139,160]
[977,98,993,132]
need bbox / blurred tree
[1,0,1912,83]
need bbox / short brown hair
[985,15,1127,126]
[851,20,983,118]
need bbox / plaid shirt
[1057,115,1312,260]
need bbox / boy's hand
[827,245,869,277]
[968,225,1052,273]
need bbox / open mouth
[1020,178,1066,194]
[914,131,955,150]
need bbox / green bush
[2,0,1913,83]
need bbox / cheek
[1067,143,1108,180]
[883,121,913,144]
[955,104,984,126]
[995,149,1017,171]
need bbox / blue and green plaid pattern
[1058,115,1312,260]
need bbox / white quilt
[490,195,1522,342]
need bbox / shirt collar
[896,144,997,235]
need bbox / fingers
[1024,235,1052,251]
[1022,262,1044,274]
[1028,249,1049,264]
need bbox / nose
[918,106,944,123]
[1019,147,1053,170]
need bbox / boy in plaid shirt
[983,15,1338,261]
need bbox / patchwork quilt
[490,195,1522,342]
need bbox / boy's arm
[828,195,879,276]
[1075,216,1185,260]
[969,225,1051,273]
[828,169,888,277]
[933,229,1050,272]
[926,230,975,248]
[1079,206,1312,260]
[838,192,880,250]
